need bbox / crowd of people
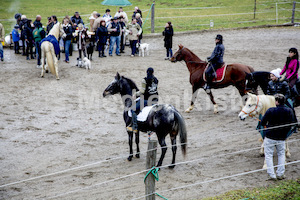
[0,6,164,67]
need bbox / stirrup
[126,126,138,133]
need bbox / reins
[241,96,260,118]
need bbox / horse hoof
[260,152,265,157]
[168,164,175,169]
[185,109,191,113]
[56,78,60,80]
[135,154,140,158]
[286,153,291,158]
[127,156,133,161]
[214,111,219,114]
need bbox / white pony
[41,22,65,80]
[239,93,292,168]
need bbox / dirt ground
[1,27,300,200]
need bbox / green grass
[202,178,300,200]
[0,0,299,36]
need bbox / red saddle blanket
[203,64,227,83]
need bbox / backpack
[33,27,44,42]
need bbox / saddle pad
[128,105,154,122]
[203,64,227,83]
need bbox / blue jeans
[0,42,3,59]
[166,48,173,58]
[109,36,120,55]
[64,40,71,61]
[130,40,138,56]
[35,41,41,65]
[264,137,286,178]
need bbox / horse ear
[178,44,183,49]
[247,92,255,98]
[116,72,120,80]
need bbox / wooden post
[254,0,257,19]
[291,1,296,23]
[151,1,155,33]
[145,140,157,200]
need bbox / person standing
[126,18,142,57]
[162,21,173,60]
[0,23,4,61]
[71,12,84,29]
[261,94,297,180]
[24,19,35,60]
[12,25,20,54]
[132,6,142,19]
[114,7,128,24]
[96,20,108,57]
[119,16,126,53]
[135,13,143,43]
[33,15,42,28]
[76,23,88,60]
[103,9,112,26]
[19,15,28,56]
[107,17,121,56]
[62,18,73,63]
[280,48,299,90]
[204,34,225,91]
[33,22,46,67]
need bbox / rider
[204,34,225,91]
[127,68,159,133]
[280,48,300,97]
[267,68,290,100]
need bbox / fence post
[254,0,257,19]
[145,140,157,200]
[276,3,278,24]
[151,1,155,33]
[291,1,296,23]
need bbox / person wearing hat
[127,67,159,133]
[12,24,20,54]
[261,93,297,181]
[267,68,290,100]
[0,22,4,61]
[71,12,84,29]
[96,19,108,57]
[107,17,121,56]
[204,34,225,91]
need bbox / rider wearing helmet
[127,68,159,133]
[204,34,225,91]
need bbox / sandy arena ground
[0,27,300,200]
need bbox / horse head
[49,22,66,40]
[245,72,257,93]
[103,72,139,97]
[170,44,185,62]
[238,93,262,120]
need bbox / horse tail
[43,42,56,75]
[174,110,187,157]
[247,65,255,73]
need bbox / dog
[86,42,95,61]
[76,57,83,67]
[82,57,92,70]
[138,43,150,57]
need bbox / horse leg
[127,131,134,161]
[185,86,199,113]
[135,131,140,158]
[259,138,265,156]
[285,139,291,158]
[169,134,177,169]
[206,90,218,114]
[157,136,167,167]
[53,54,59,80]
[41,47,45,78]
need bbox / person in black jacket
[267,69,291,100]
[71,12,84,29]
[96,20,108,57]
[62,18,73,63]
[19,15,28,56]
[24,19,35,60]
[204,34,225,91]
[162,21,173,60]
[261,94,297,181]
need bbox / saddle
[128,105,154,122]
[203,63,227,83]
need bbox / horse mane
[183,47,203,62]
[48,22,60,38]
[122,76,139,91]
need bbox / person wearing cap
[15,13,22,25]
[96,19,108,57]
[267,68,290,100]
[280,48,299,92]
[127,67,159,133]
[261,93,297,181]
[114,7,128,24]
[204,34,225,91]
[0,23,4,61]
[107,17,121,56]
[126,18,142,57]
[12,24,20,54]
[71,12,84,28]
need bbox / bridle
[241,95,260,118]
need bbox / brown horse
[170,45,255,113]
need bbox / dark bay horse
[103,72,187,168]
[170,45,255,113]
[245,71,270,95]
